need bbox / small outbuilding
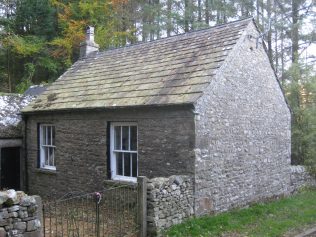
[22,18,291,214]
[0,86,46,190]
[0,94,33,190]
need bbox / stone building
[22,18,291,215]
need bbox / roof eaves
[21,102,195,115]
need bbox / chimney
[80,26,99,58]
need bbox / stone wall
[290,165,316,192]
[0,190,42,237]
[147,175,194,236]
[194,21,292,215]
[25,106,195,198]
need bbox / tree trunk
[156,0,160,39]
[267,0,273,62]
[198,0,202,23]
[256,0,260,24]
[142,0,147,42]
[223,0,227,23]
[205,0,210,25]
[221,0,227,24]
[273,0,278,74]
[184,0,189,32]
[280,13,284,82]
[189,0,194,30]
[149,0,155,41]
[261,0,264,27]
[167,0,172,36]
[274,28,278,75]
[291,0,299,63]
[241,2,245,17]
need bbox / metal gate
[43,184,140,237]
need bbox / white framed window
[39,124,56,170]
[110,122,138,182]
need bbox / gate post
[137,176,147,237]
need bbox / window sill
[104,179,137,187]
[36,168,57,175]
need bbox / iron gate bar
[95,192,101,237]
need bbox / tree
[284,62,316,174]
[14,0,57,39]
[0,0,60,92]
[0,0,17,92]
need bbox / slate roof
[23,18,253,113]
[0,94,34,138]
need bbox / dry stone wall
[0,190,42,237]
[144,166,316,236]
[290,166,316,191]
[147,175,194,236]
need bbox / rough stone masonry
[193,21,292,215]
[147,175,194,236]
[146,171,315,236]
[0,190,42,237]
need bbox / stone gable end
[193,21,291,215]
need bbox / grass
[166,189,316,237]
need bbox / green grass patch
[166,189,316,237]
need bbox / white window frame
[110,122,138,182]
[39,124,56,170]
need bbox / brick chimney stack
[80,26,99,58]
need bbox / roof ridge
[89,17,253,58]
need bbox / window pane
[42,126,47,145]
[114,126,121,150]
[47,126,51,145]
[52,147,55,166]
[52,127,55,146]
[116,152,123,175]
[132,153,137,177]
[47,147,51,166]
[130,126,137,151]
[122,126,129,150]
[45,147,49,166]
[48,147,54,166]
[124,153,131,176]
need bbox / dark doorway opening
[1,147,20,190]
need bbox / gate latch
[95,192,102,204]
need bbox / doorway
[0,147,20,190]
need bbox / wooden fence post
[138,176,147,237]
